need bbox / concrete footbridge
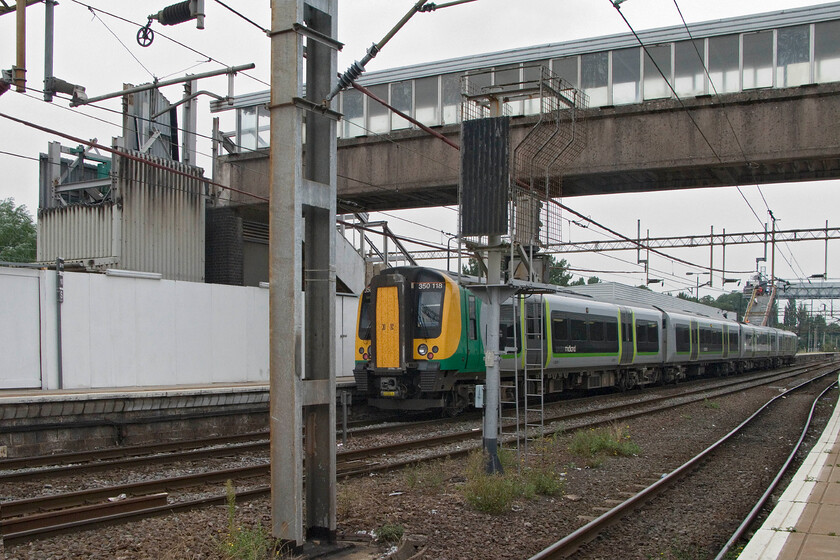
[215,2,840,212]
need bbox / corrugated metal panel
[565,282,733,320]
[116,151,205,282]
[460,117,510,237]
[37,204,116,263]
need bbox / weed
[523,467,564,496]
[829,532,837,537]
[665,539,711,560]
[219,479,275,560]
[375,523,404,544]
[703,399,721,410]
[568,424,640,461]
[404,459,449,492]
[337,485,361,519]
[462,444,566,514]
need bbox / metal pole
[70,64,255,106]
[484,235,503,474]
[341,391,348,447]
[722,228,726,287]
[15,0,26,92]
[43,0,55,101]
[55,258,64,389]
[709,225,714,289]
[826,220,829,279]
[771,218,776,287]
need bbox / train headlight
[358,347,365,355]
[417,344,428,356]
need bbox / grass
[404,458,450,492]
[375,523,405,544]
[219,479,277,560]
[337,485,362,519]
[462,441,565,514]
[568,424,640,467]
[703,399,721,410]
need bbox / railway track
[2,360,835,546]
[528,365,840,559]
[0,362,816,483]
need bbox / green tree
[0,198,36,263]
[461,257,483,277]
[547,255,573,286]
[783,299,797,330]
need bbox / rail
[528,364,840,559]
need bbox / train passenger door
[690,319,699,361]
[722,325,729,358]
[619,307,634,364]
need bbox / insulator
[155,1,192,26]
[335,61,365,92]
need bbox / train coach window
[590,321,605,342]
[676,325,691,352]
[729,332,739,350]
[605,321,618,342]
[570,319,587,341]
[552,317,570,342]
[710,328,723,352]
[637,321,659,353]
[501,304,522,352]
[468,296,477,340]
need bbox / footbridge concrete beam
[335,82,840,211]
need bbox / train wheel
[443,392,466,417]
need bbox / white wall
[0,268,44,389]
[0,268,358,390]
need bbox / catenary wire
[87,6,156,80]
[68,0,270,88]
[213,0,268,34]
[670,0,809,281]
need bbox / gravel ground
[2,368,836,560]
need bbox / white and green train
[354,266,798,414]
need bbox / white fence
[0,267,358,390]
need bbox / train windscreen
[358,290,371,339]
[413,279,444,339]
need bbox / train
[353,266,799,415]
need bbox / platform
[0,378,355,458]
[740,373,840,560]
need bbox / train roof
[563,282,735,321]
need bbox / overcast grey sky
[1,0,837,299]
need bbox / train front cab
[353,267,483,412]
